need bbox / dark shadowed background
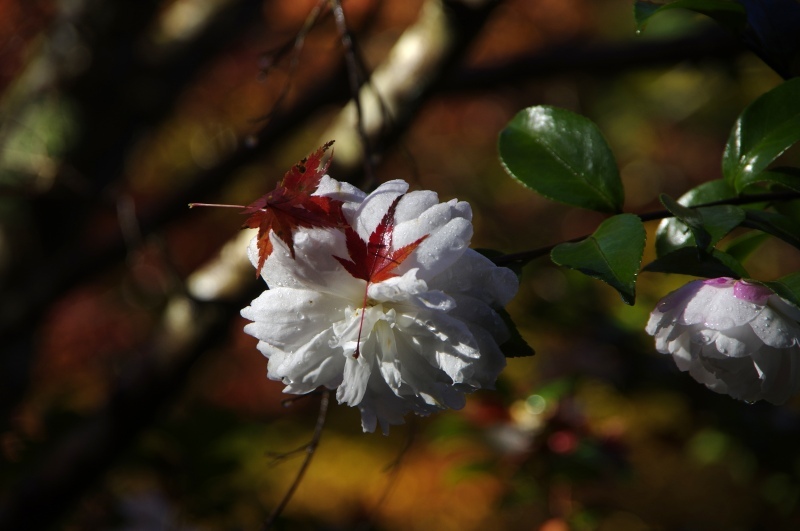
[1,0,799,529]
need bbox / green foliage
[745,168,800,193]
[723,232,769,263]
[634,0,747,33]
[740,210,800,251]
[550,214,645,305]
[722,78,800,193]
[498,106,624,214]
[659,193,745,252]
[655,180,738,256]
[763,271,800,308]
[643,247,749,278]
[498,81,800,303]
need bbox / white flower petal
[241,176,519,432]
[749,307,800,348]
[751,347,800,404]
[375,320,402,391]
[397,217,473,280]
[429,249,519,307]
[241,288,345,350]
[713,326,756,358]
[277,329,345,393]
[350,179,408,240]
[314,174,366,203]
[648,278,800,405]
[394,189,441,222]
[337,354,372,406]
[683,283,765,329]
[367,269,428,302]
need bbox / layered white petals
[647,278,800,404]
[241,176,518,433]
[314,174,366,204]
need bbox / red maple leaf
[334,194,428,358]
[240,140,345,276]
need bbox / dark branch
[263,390,331,529]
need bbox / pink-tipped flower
[646,277,800,404]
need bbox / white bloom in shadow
[241,179,519,433]
[646,277,800,404]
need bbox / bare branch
[263,390,331,530]
[253,0,330,123]
[321,0,503,185]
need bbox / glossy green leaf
[723,78,800,193]
[657,205,745,256]
[499,106,624,214]
[550,214,645,305]
[698,205,746,242]
[740,209,800,250]
[655,180,737,256]
[660,193,711,250]
[643,247,749,278]
[634,0,747,33]
[764,272,800,309]
[754,168,800,193]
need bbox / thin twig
[365,419,417,528]
[263,389,331,530]
[252,0,329,123]
[491,190,800,267]
[330,0,375,187]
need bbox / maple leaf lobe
[334,194,428,284]
[242,141,343,277]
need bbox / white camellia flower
[241,178,519,433]
[646,277,800,404]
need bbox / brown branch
[491,191,800,268]
[330,0,376,186]
[263,390,331,530]
[323,0,504,185]
[442,26,744,92]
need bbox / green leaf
[498,106,624,214]
[740,209,800,250]
[550,214,645,305]
[722,78,800,193]
[655,180,737,256]
[756,168,800,193]
[723,231,769,262]
[763,272,800,309]
[655,201,745,256]
[643,247,749,278]
[497,307,535,358]
[698,205,746,242]
[660,193,711,250]
[634,0,747,33]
